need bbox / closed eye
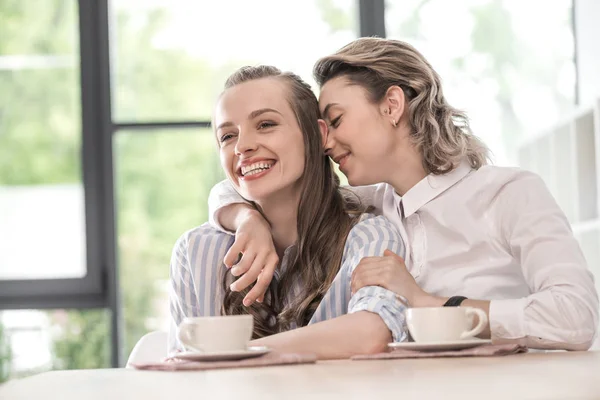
[329,115,342,129]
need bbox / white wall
[575,0,600,106]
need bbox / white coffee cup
[406,307,487,343]
[177,315,253,352]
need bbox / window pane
[0,0,86,280]
[110,0,358,122]
[0,309,110,382]
[114,129,224,354]
[385,0,575,165]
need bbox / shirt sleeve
[343,216,409,342]
[490,171,599,350]
[167,225,234,354]
[207,179,246,233]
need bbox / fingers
[351,259,387,281]
[383,249,405,263]
[229,253,263,294]
[351,270,387,295]
[354,249,405,267]
[224,237,247,267]
[351,255,402,294]
[243,254,278,306]
[230,251,256,277]
[355,256,384,265]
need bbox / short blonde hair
[314,37,489,174]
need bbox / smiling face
[214,77,306,204]
[319,76,400,186]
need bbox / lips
[333,153,350,171]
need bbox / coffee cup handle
[460,308,488,340]
[177,321,202,352]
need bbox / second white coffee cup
[406,307,487,343]
[177,315,253,352]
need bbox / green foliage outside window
[0,322,12,383]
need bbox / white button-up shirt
[208,162,600,350]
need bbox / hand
[351,249,429,306]
[224,210,279,307]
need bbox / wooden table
[1,351,599,400]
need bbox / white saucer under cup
[388,338,492,352]
[175,346,271,362]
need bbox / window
[114,130,224,352]
[0,309,110,380]
[0,0,104,307]
[385,0,575,164]
[110,0,358,122]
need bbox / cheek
[219,149,236,181]
[284,138,306,177]
[350,119,390,154]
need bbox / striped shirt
[168,214,407,353]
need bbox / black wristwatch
[443,296,468,307]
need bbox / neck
[256,189,300,256]
[384,131,428,196]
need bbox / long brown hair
[216,66,364,338]
[314,37,489,174]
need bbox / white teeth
[241,161,274,176]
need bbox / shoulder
[469,165,550,202]
[344,214,403,255]
[475,165,543,187]
[353,213,402,234]
[474,166,563,230]
[172,223,234,257]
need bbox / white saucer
[174,346,271,362]
[388,339,492,352]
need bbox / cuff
[348,286,408,342]
[489,297,528,342]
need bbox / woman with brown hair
[168,65,407,359]
[209,38,599,351]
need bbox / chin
[238,185,275,203]
[346,175,367,187]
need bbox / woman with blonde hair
[208,37,599,351]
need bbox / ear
[380,85,406,127]
[317,119,328,148]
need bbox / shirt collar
[400,160,473,218]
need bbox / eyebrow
[216,108,283,132]
[322,103,339,119]
[216,121,235,132]
[249,108,282,120]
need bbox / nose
[234,129,258,156]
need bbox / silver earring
[391,119,397,127]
